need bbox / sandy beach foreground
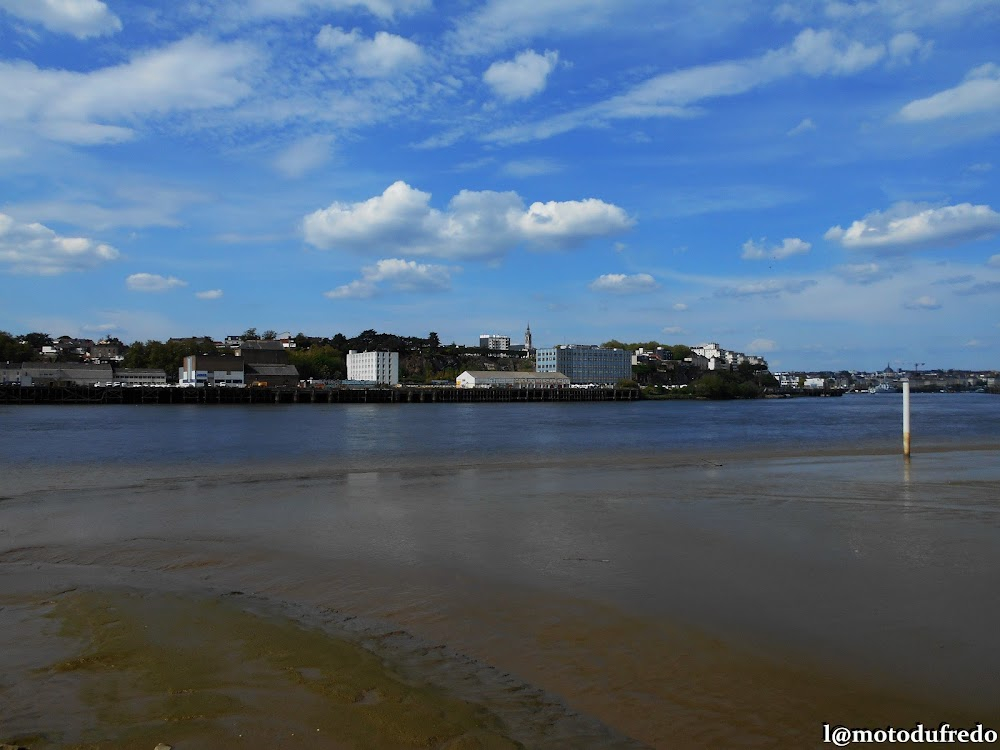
[2,444,999,748]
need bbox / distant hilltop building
[346,350,399,386]
[479,334,510,351]
[535,344,631,385]
[690,342,766,371]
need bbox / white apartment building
[346,350,399,385]
[479,334,511,350]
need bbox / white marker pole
[902,379,911,458]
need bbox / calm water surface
[2,394,999,748]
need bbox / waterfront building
[479,334,511,351]
[535,345,632,385]
[179,355,246,387]
[456,371,569,389]
[0,361,112,386]
[113,368,167,386]
[346,350,399,386]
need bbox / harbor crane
[914,362,925,373]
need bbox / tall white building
[346,350,399,385]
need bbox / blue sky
[1,0,998,371]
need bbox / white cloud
[126,273,187,292]
[501,158,563,177]
[316,26,424,77]
[825,202,1000,251]
[240,0,429,22]
[0,0,122,38]
[898,63,1000,122]
[0,36,260,144]
[483,50,559,101]
[967,162,993,174]
[741,237,811,260]
[589,273,658,294]
[273,134,334,178]
[485,28,887,143]
[0,212,118,275]
[717,279,817,298]
[448,0,623,56]
[748,338,777,353]
[834,262,893,284]
[672,302,688,311]
[787,117,816,136]
[887,32,933,65]
[195,289,224,300]
[303,181,633,260]
[325,258,452,299]
[903,295,941,310]
[988,254,1000,267]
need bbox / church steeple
[525,323,533,351]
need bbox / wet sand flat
[2,444,999,748]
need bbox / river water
[2,394,999,748]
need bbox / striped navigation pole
[902,379,911,458]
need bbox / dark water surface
[2,394,999,748]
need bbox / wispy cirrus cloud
[484,28,898,144]
[716,278,817,298]
[195,289,224,300]
[303,181,633,260]
[741,237,811,260]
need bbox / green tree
[262,330,277,340]
[427,331,440,349]
[243,327,259,340]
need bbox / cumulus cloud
[904,295,941,310]
[741,237,811,260]
[589,273,658,294]
[195,289,224,300]
[273,134,334,178]
[483,50,559,101]
[988,254,1000,267]
[717,279,817,298]
[0,36,259,144]
[0,0,122,38]
[126,273,187,292]
[316,26,424,77]
[825,202,1000,251]
[787,117,816,136]
[898,63,1000,122]
[325,258,452,299]
[0,212,118,275]
[303,181,633,260]
[748,338,777,353]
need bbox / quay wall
[0,385,639,406]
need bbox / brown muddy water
[2,440,999,749]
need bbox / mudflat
[2,444,998,748]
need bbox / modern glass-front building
[535,345,632,384]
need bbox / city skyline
[0,0,998,372]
